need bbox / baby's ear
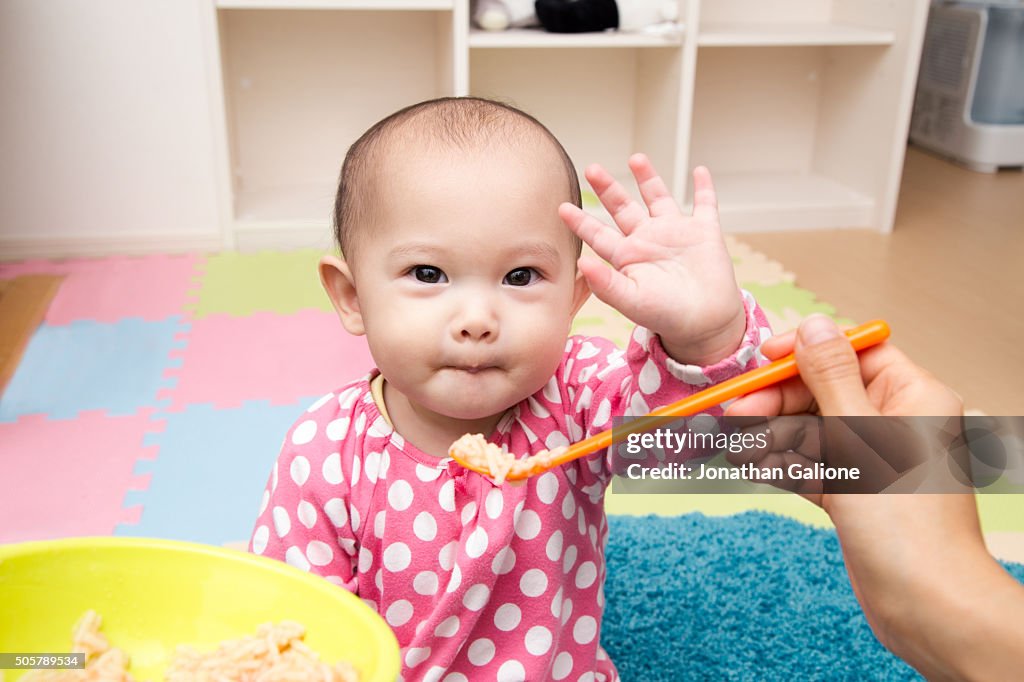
[319,255,365,335]
[570,265,592,317]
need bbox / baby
[250,97,771,681]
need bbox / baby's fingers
[629,153,680,218]
[577,254,639,316]
[584,163,647,235]
[559,204,622,263]
[691,166,721,223]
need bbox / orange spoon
[450,319,891,481]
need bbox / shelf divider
[469,26,684,49]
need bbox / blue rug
[602,512,1024,681]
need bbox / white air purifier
[910,1,1024,172]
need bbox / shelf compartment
[216,0,453,9]
[698,22,894,47]
[469,26,684,49]
[709,171,874,231]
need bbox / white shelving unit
[207,0,929,250]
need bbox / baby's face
[350,143,588,423]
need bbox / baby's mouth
[446,363,500,375]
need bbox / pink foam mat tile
[0,253,204,325]
[0,409,161,543]
[159,310,373,411]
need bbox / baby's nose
[453,298,499,342]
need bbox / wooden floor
[740,146,1024,416]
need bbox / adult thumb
[794,315,878,416]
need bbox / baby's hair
[333,96,583,262]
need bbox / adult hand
[558,155,745,366]
[728,315,1024,680]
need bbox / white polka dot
[497,660,526,682]
[388,480,414,511]
[374,510,386,539]
[525,626,552,655]
[378,450,390,478]
[272,506,291,537]
[439,541,458,571]
[578,341,601,359]
[492,546,516,575]
[351,456,361,486]
[537,472,559,504]
[251,525,269,554]
[354,412,366,435]
[375,568,383,591]
[576,385,594,412]
[579,673,596,682]
[576,561,597,589]
[364,451,381,483]
[551,652,573,680]
[546,531,564,561]
[290,456,311,486]
[460,501,478,525]
[423,667,445,682]
[271,462,278,491]
[485,488,504,518]
[350,505,360,532]
[638,357,662,395]
[414,571,439,596]
[368,416,390,438]
[405,646,430,668]
[321,453,343,485]
[542,377,560,403]
[551,587,563,618]
[561,598,573,625]
[446,563,463,593]
[383,542,411,572]
[527,396,551,419]
[285,546,310,571]
[434,615,460,638]
[545,431,569,450]
[463,584,490,611]
[291,420,317,445]
[337,537,356,557]
[593,399,611,428]
[307,541,333,566]
[416,463,442,482]
[563,545,578,573]
[324,498,348,527]
[358,546,373,573]
[494,603,521,631]
[325,417,350,441]
[598,584,605,608]
[520,568,548,597]
[573,615,597,644]
[515,509,541,540]
[439,479,456,512]
[578,508,587,535]
[386,600,413,627]
[588,524,598,547]
[562,493,576,520]
[414,511,437,541]
[468,638,495,666]
[442,674,468,682]
[465,526,489,558]
[307,392,334,412]
[296,500,317,529]
[259,490,269,515]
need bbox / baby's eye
[503,267,538,287]
[411,265,447,284]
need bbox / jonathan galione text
[621,428,861,481]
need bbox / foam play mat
[0,240,1015,546]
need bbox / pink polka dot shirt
[250,295,770,681]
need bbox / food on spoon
[449,434,567,484]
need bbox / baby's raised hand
[559,154,745,366]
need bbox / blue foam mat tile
[0,317,189,422]
[115,397,320,546]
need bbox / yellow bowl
[0,537,400,681]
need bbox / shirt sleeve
[563,290,772,490]
[248,395,360,594]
